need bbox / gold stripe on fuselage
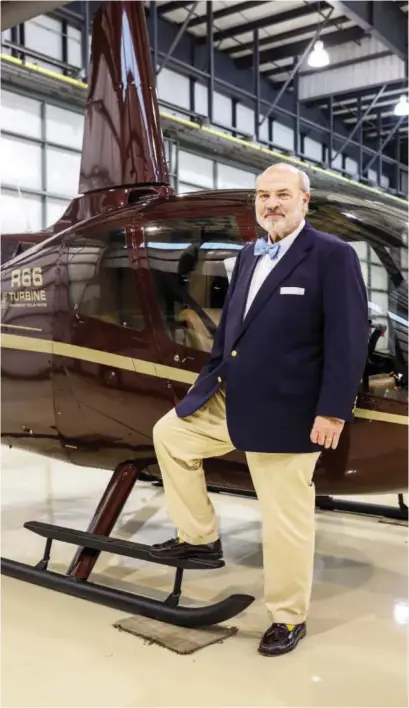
[1,332,408,425]
[0,332,196,385]
[0,323,43,332]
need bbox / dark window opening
[144,215,245,352]
[66,227,144,331]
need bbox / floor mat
[113,615,238,654]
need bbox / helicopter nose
[0,251,63,461]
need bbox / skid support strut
[67,461,148,580]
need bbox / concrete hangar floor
[1,446,407,708]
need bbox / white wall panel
[367,171,390,189]
[345,157,358,177]
[157,69,189,112]
[67,25,82,67]
[217,163,256,189]
[370,264,388,290]
[401,171,408,196]
[371,290,388,312]
[304,137,322,162]
[179,150,213,188]
[46,197,70,226]
[1,29,11,54]
[359,260,369,285]
[1,90,42,139]
[212,92,233,128]
[330,153,343,170]
[45,104,84,149]
[274,122,293,151]
[25,15,62,73]
[194,82,208,117]
[350,241,367,259]
[236,104,254,136]
[1,190,42,232]
[1,136,42,190]
[258,114,269,143]
[46,147,80,197]
[178,182,199,193]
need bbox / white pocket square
[280,287,305,295]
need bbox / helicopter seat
[178,307,221,352]
[368,373,397,391]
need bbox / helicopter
[1,0,408,628]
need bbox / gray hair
[257,162,310,192]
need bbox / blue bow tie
[254,237,281,260]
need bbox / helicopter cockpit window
[144,216,244,352]
[66,228,144,331]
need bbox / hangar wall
[1,15,261,233]
[1,8,404,223]
[0,84,259,234]
[0,11,407,348]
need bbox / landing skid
[315,494,408,522]
[1,521,254,627]
[152,481,408,523]
[0,460,254,627]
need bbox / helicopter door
[53,223,175,468]
[141,208,251,401]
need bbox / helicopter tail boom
[79,1,170,195]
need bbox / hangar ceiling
[155,0,408,143]
[1,0,407,191]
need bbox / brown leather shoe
[149,537,223,562]
[258,622,306,656]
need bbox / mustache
[264,210,284,217]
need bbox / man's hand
[310,416,345,449]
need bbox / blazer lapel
[234,245,262,322]
[236,224,314,340]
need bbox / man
[150,163,369,656]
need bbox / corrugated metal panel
[299,55,406,100]
[305,35,386,65]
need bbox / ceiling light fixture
[307,40,330,68]
[394,95,409,116]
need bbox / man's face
[255,168,310,241]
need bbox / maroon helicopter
[1,0,408,627]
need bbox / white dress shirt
[243,219,305,318]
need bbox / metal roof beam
[327,1,408,59]
[158,1,195,14]
[1,0,69,29]
[237,26,365,69]
[199,1,329,43]
[262,50,392,79]
[188,1,266,28]
[263,65,294,79]
[336,98,406,115]
[226,15,346,56]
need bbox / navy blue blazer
[176,221,369,453]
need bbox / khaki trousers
[153,387,320,624]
